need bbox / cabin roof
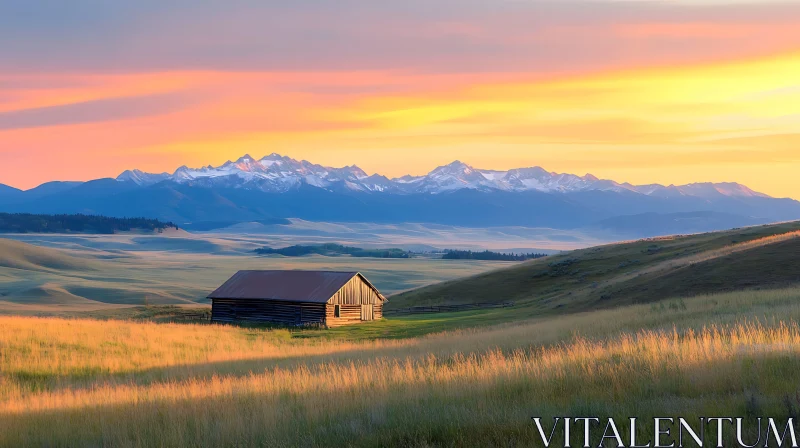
[207,270,384,303]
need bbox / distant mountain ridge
[1,153,799,238]
[117,153,770,199]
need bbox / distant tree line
[254,244,548,261]
[255,243,410,258]
[441,249,548,261]
[0,213,178,234]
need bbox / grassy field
[3,287,800,446]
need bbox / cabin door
[361,304,374,321]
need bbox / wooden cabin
[208,270,386,327]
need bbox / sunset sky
[1,0,799,197]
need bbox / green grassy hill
[389,221,800,316]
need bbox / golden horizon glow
[1,52,800,198]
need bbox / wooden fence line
[383,302,514,316]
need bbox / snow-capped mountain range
[118,153,770,199]
[3,152,798,234]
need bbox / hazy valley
[0,234,511,315]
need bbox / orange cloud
[2,51,800,199]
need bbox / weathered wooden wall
[325,302,383,327]
[328,276,383,305]
[324,275,385,327]
[325,304,361,327]
[211,299,326,325]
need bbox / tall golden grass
[3,288,800,446]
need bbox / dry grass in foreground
[3,288,800,446]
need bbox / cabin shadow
[7,334,422,395]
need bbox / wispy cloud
[0,92,197,130]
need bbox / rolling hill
[0,183,21,198]
[389,220,800,315]
[5,219,800,324]
[0,238,102,273]
[584,210,766,238]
